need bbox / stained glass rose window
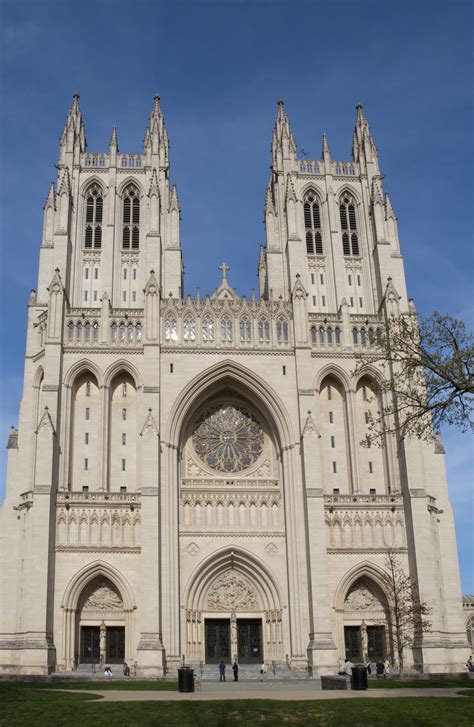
[192,404,264,473]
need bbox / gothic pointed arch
[314,364,351,393]
[165,359,295,450]
[334,561,390,611]
[61,559,136,611]
[104,360,142,389]
[64,359,104,388]
[184,546,283,613]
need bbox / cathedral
[0,94,467,676]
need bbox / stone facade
[0,95,468,676]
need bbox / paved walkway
[53,682,467,702]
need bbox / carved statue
[207,571,258,610]
[99,621,106,666]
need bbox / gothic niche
[192,404,264,474]
[81,579,124,613]
[344,578,385,612]
[207,571,258,610]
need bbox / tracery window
[240,316,252,342]
[276,317,289,343]
[84,184,103,249]
[221,316,233,342]
[165,315,177,342]
[183,315,196,342]
[258,317,270,342]
[335,327,341,344]
[352,328,359,345]
[202,315,215,342]
[304,191,323,255]
[327,327,333,344]
[192,404,264,473]
[310,326,317,344]
[319,326,325,344]
[122,184,140,250]
[340,194,360,256]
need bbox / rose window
[192,404,264,473]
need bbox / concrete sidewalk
[52,683,467,702]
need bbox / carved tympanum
[82,581,123,610]
[344,580,382,611]
[207,571,258,610]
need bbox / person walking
[232,661,239,682]
[384,658,390,675]
[466,655,473,672]
[123,661,130,677]
[260,661,267,681]
[218,660,226,682]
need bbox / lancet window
[202,315,215,342]
[122,184,140,250]
[164,315,177,342]
[258,317,270,342]
[221,316,233,342]
[240,316,252,342]
[340,194,360,256]
[183,315,196,342]
[304,191,323,255]
[276,317,289,343]
[84,184,103,249]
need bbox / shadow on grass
[369,679,474,689]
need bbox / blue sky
[0,0,472,590]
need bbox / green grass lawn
[22,679,177,691]
[368,678,474,689]
[1,684,474,727]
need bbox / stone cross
[218,261,230,282]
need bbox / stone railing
[299,160,359,176]
[83,153,109,168]
[57,491,141,507]
[64,308,144,348]
[324,494,403,509]
[308,313,384,351]
[182,478,279,489]
[81,152,145,169]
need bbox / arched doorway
[341,577,391,663]
[184,547,283,664]
[77,578,126,665]
[61,562,135,671]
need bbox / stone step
[169,663,311,681]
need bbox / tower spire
[59,92,86,164]
[352,102,379,175]
[272,98,297,171]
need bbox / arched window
[183,315,196,342]
[76,321,83,340]
[240,316,252,342]
[352,328,359,345]
[202,315,215,342]
[335,327,341,344]
[122,184,140,250]
[84,184,103,249]
[340,194,360,256]
[258,317,270,342]
[360,327,367,346]
[164,316,177,342]
[135,322,142,341]
[327,327,333,344]
[304,191,323,255]
[119,321,126,342]
[92,321,99,341]
[276,317,289,342]
[310,326,317,344]
[127,322,134,342]
[67,321,74,341]
[319,326,325,344]
[84,321,91,341]
[111,322,117,341]
[368,328,375,345]
[221,316,233,342]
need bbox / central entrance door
[107,627,125,663]
[237,619,262,664]
[205,619,230,663]
[80,626,100,664]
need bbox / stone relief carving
[344,582,382,611]
[207,571,258,610]
[186,542,200,556]
[83,581,123,610]
[265,542,278,556]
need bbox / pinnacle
[109,125,118,147]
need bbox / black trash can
[351,665,368,691]
[178,666,195,693]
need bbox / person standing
[232,661,239,682]
[466,655,473,672]
[384,658,390,675]
[219,660,226,682]
[260,661,267,681]
[344,659,354,677]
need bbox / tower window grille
[303,192,323,255]
[84,184,103,249]
[202,316,215,342]
[276,317,289,342]
[164,316,177,342]
[122,184,140,250]
[258,317,270,342]
[221,316,233,342]
[240,316,252,342]
[340,194,360,256]
[183,315,196,342]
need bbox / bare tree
[355,311,474,445]
[382,549,432,674]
